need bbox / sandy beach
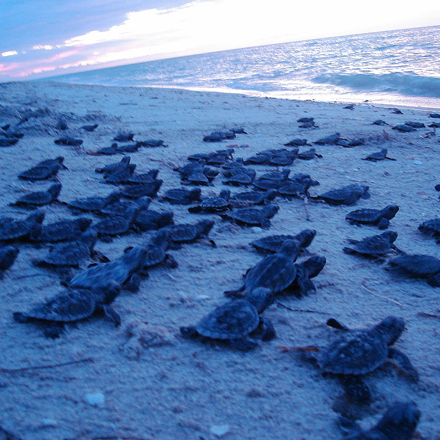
[1,80,440,440]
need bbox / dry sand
[0,80,440,439]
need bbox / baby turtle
[297,148,322,160]
[12,183,62,208]
[224,239,301,298]
[95,156,136,176]
[141,229,177,269]
[133,209,174,232]
[418,218,440,242]
[311,184,370,206]
[251,229,316,254]
[31,217,92,243]
[314,133,341,145]
[188,190,231,213]
[69,244,150,292]
[66,191,121,213]
[164,219,215,249]
[346,205,399,229]
[91,204,141,241]
[54,136,83,146]
[219,204,279,229]
[120,181,163,199]
[81,123,98,132]
[343,231,398,260]
[317,316,418,402]
[284,138,310,147]
[13,281,121,338]
[180,287,276,351]
[386,254,440,287]
[161,187,202,205]
[0,246,19,279]
[33,229,99,270]
[0,210,45,242]
[284,255,326,296]
[114,132,134,142]
[230,189,278,207]
[222,167,256,186]
[362,148,396,162]
[18,156,66,181]
[99,196,151,217]
[103,156,136,184]
[338,401,420,440]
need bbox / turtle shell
[166,220,214,243]
[19,157,64,180]
[224,205,279,227]
[32,217,92,243]
[251,229,316,254]
[0,211,45,241]
[188,190,231,213]
[317,184,369,205]
[344,231,397,257]
[14,183,61,207]
[244,240,300,293]
[230,190,274,206]
[133,210,174,232]
[16,288,98,323]
[346,208,383,224]
[388,254,440,277]
[120,181,163,198]
[419,218,440,236]
[163,187,201,204]
[196,299,259,340]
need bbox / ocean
[50,25,440,109]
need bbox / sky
[1,0,439,81]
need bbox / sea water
[50,25,440,109]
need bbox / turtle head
[28,210,45,224]
[100,280,122,304]
[196,219,215,236]
[189,187,202,200]
[247,287,274,313]
[80,229,98,247]
[361,185,370,199]
[381,230,398,243]
[106,191,122,204]
[279,239,300,259]
[220,189,231,200]
[296,229,316,248]
[158,211,174,227]
[262,204,279,219]
[265,189,278,201]
[383,205,399,220]
[48,183,62,198]
[76,217,93,231]
[302,255,326,278]
[375,401,420,440]
[135,196,152,210]
[375,316,405,345]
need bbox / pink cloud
[0,63,20,73]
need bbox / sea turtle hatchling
[66,191,121,213]
[180,287,276,351]
[362,148,396,162]
[224,239,301,298]
[251,229,317,254]
[230,189,278,207]
[33,229,100,271]
[164,219,215,249]
[418,218,440,242]
[120,181,163,199]
[69,244,151,292]
[188,189,231,213]
[284,255,326,296]
[343,231,398,260]
[0,246,19,279]
[18,156,66,181]
[346,205,399,230]
[338,401,420,440]
[31,217,92,243]
[386,254,440,287]
[132,209,174,232]
[311,184,370,206]
[316,316,418,402]
[160,187,202,205]
[12,183,62,208]
[99,196,151,217]
[13,281,121,338]
[219,204,279,229]
[0,210,45,242]
[140,229,177,269]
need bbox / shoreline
[1,80,440,440]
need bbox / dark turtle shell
[318,316,405,375]
[92,205,140,236]
[0,246,19,278]
[419,218,440,237]
[18,156,65,180]
[120,181,163,199]
[346,205,399,225]
[188,190,231,213]
[387,254,440,278]
[0,210,45,241]
[251,229,316,254]
[133,210,174,232]
[36,229,97,267]
[67,191,121,212]
[221,205,279,228]
[13,282,120,323]
[100,196,151,217]
[230,189,277,207]
[31,217,92,243]
[313,184,370,206]
[166,219,214,243]
[162,187,202,205]
[343,231,397,258]
[242,240,301,294]
[13,183,62,207]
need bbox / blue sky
[1,0,439,81]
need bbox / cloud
[2,51,18,57]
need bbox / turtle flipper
[326,318,350,331]
[296,273,316,296]
[337,416,363,438]
[387,347,419,382]
[101,305,121,327]
[124,273,142,293]
[13,312,30,323]
[228,338,259,351]
[259,316,276,341]
[427,272,440,287]
[378,218,390,230]
[338,374,371,403]
[42,322,66,339]
[224,286,246,298]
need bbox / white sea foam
[48,25,440,109]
